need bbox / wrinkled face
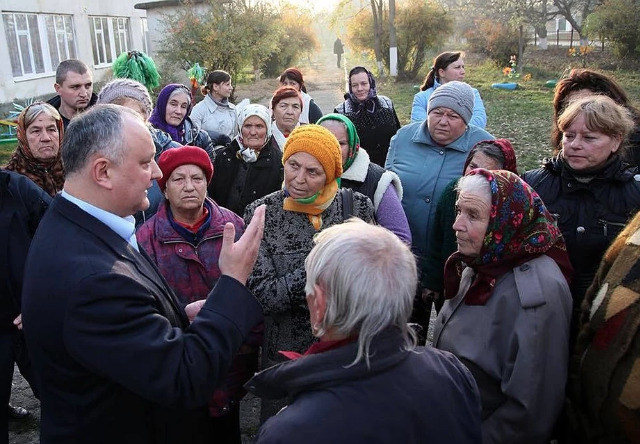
[164,164,207,215]
[561,113,620,171]
[428,107,467,146]
[284,152,327,199]
[320,120,350,166]
[212,80,233,100]
[350,72,370,102]
[165,91,190,127]
[26,113,60,161]
[280,78,301,91]
[54,71,93,112]
[452,190,491,257]
[109,116,162,217]
[464,151,502,175]
[273,97,302,134]
[241,115,268,150]
[438,59,465,83]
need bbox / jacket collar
[342,148,370,182]
[246,328,411,400]
[153,198,228,243]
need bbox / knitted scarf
[4,103,65,197]
[443,169,573,305]
[283,180,339,230]
[149,83,192,143]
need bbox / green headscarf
[317,113,360,170]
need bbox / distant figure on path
[333,37,344,68]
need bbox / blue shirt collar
[61,190,139,251]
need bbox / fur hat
[427,80,475,125]
[282,125,343,184]
[157,146,213,191]
[97,78,153,118]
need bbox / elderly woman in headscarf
[149,83,214,158]
[246,219,483,444]
[244,125,374,422]
[137,146,262,444]
[4,102,64,196]
[270,86,303,151]
[433,169,573,444]
[208,104,282,216]
[334,66,400,167]
[317,113,410,244]
[423,139,518,312]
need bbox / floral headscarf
[347,67,378,114]
[4,102,65,196]
[443,169,573,305]
[463,139,518,175]
[149,83,192,143]
[316,113,360,170]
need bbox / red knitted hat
[157,146,213,191]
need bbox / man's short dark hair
[56,59,91,85]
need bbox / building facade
[0,0,148,105]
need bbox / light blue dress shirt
[61,190,139,251]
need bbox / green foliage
[465,19,521,66]
[346,0,452,80]
[158,0,318,81]
[261,5,320,77]
[585,0,640,58]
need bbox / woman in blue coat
[411,51,487,128]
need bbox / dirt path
[7,47,350,444]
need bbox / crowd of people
[1,48,640,444]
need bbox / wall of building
[0,0,146,105]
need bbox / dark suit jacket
[22,195,263,443]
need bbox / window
[140,17,150,55]
[89,16,131,67]
[2,12,76,79]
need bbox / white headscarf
[235,103,272,162]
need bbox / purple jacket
[138,198,244,304]
[137,198,262,416]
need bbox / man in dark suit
[21,104,265,443]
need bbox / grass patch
[0,141,16,165]
[381,48,640,172]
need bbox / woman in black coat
[208,104,283,216]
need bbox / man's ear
[54,82,61,94]
[312,283,328,326]
[92,157,114,190]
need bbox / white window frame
[89,16,131,68]
[140,17,150,55]
[2,12,76,81]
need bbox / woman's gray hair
[304,219,418,367]
[23,102,62,129]
[456,172,492,202]
[62,104,139,175]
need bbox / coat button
[439,151,444,155]
[425,197,431,203]
[576,226,585,234]
[519,264,529,271]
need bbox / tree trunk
[370,0,384,75]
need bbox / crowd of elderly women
[3,54,640,444]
